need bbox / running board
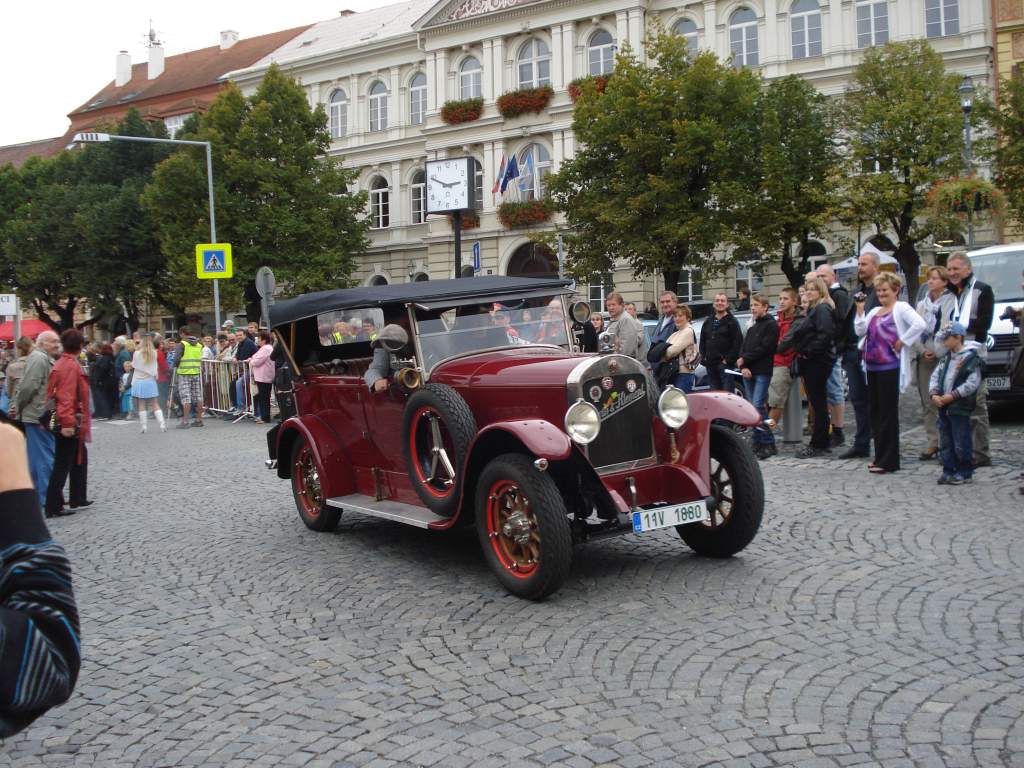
[324,494,449,529]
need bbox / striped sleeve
[0,489,81,738]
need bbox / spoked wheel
[475,454,572,600]
[403,384,475,516]
[291,439,340,532]
[677,425,763,557]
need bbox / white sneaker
[140,426,147,434]
[160,424,167,432]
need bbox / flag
[519,150,534,194]
[491,154,507,195]
[499,154,520,194]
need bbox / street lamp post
[958,76,976,247]
[71,132,222,328]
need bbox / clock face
[425,158,472,214]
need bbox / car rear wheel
[403,384,476,517]
[677,424,763,557]
[475,454,572,600]
[291,439,341,532]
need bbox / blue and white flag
[519,151,534,194]
[499,154,520,194]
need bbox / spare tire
[403,383,477,516]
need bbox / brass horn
[396,366,422,391]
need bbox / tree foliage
[143,63,369,310]
[979,73,1024,226]
[838,40,967,295]
[547,32,762,291]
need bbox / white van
[966,243,1024,401]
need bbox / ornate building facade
[228,0,992,312]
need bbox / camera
[853,291,867,303]
[999,305,1022,323]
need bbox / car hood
[429,346,587,388]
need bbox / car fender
[275,415,356,499]
[685,390,761,427]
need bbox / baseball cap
[939,321,967,340]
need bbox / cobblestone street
[3,406,1023,768]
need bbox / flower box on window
[928,176,1005,216]
[567,75,609,102]
[497,200,554,229]
[448,212,480,230]
[440,97,484,125]
[496,86,554,119]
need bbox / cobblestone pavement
[3,404,1022,768]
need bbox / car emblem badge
[601,376,614,391]
[625,379,637,393]
[589,385,602,402]
[607,360,620,374]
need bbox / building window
[409,73,427,126]
[460,57,482,99]
[368,274,388,286]
[856,0,889,48]
[369,81,388,132]
[730,8,759,68]
[473,159,484,209]
[588,30,615,76]
[517,38,551,89]
[163,113,191,139]
[791,0,822,59]
[588,275,613,314]
[369,176,390,229]
[735,261,764,296]
[926,0,959,38]
[328,89,347,138]
[673,18,699,57]
[517,144,552,200]
[411,170,426,224]
[677,269,703,303]
[803,241,829,270]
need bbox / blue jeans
[706,363,727,391]
[672,372,695,393]
[842,348,871,453]
[25,423,55,506]
[937,410,973,479]
[826,358,844,406]
[743,374,773,444]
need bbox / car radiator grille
[580,372,654,471]
[990,333,1021,353]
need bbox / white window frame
[735,261,765,296]
[411,171,426,225]
[473,159,484,210]
[925,0,959,38]
[588,275,613,314]
[517,144,552,200]
[673,18,699,57]
[409,73,427,126]
[328,89,347,139]
[729,8,759,68]
[163,113,190,139]
[677,269,703,303]
[369,177,390,229]
[856,0,889,49]
[588,30,616,76]
[459,57,482,100]
[517,38,551,89]
[791,0,822,59]
[369,82,388,132]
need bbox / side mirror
[570,301,591,325]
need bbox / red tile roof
[69,25,311,117]
[0,137,66,169]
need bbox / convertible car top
[270,276,573,327]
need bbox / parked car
[964,244,1024,402]
[266,276,765,600]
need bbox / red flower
[440,98,483,125]
[496,86,554,118]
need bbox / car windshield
[971,251,1024,302]
[414,295,570,369]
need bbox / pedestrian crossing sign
[195,243,233,279]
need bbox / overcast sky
[0,0,398,146]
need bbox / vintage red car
[266,276,765,599]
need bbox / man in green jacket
[13,331,61,504]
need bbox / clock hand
[429,176,445,186]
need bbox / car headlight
[564,399,601,444]
[658,386,690,429]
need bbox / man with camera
[838,250,881,459]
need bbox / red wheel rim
[409,406,457,498]
[485,479,540,579]
[293,444,322,519]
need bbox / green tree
[979,73,1024,226]
[144,64,369,312]
[738,75,841,288]
[839,40,967,295]
[547,33,762,291]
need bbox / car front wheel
[291,439,341,532]
[677,424,763,557]
[475,454,572,600]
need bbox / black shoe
[838,448,869,459]
[48,508,76,518]
[972,457,992,469]
[829,428,845,448]
[69,500,93,509]
[795,445,830,459]
[919,449,939,461]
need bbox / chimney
[220,30,239,49]
[148,43,164,80]
[339,9,355,16]
[115,50,131,86]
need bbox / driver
[365,324,409,393]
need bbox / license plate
[632,500,708,533]
[986,376,1010,391]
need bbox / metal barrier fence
[199,359,255,420]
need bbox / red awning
[0,319,54,341]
